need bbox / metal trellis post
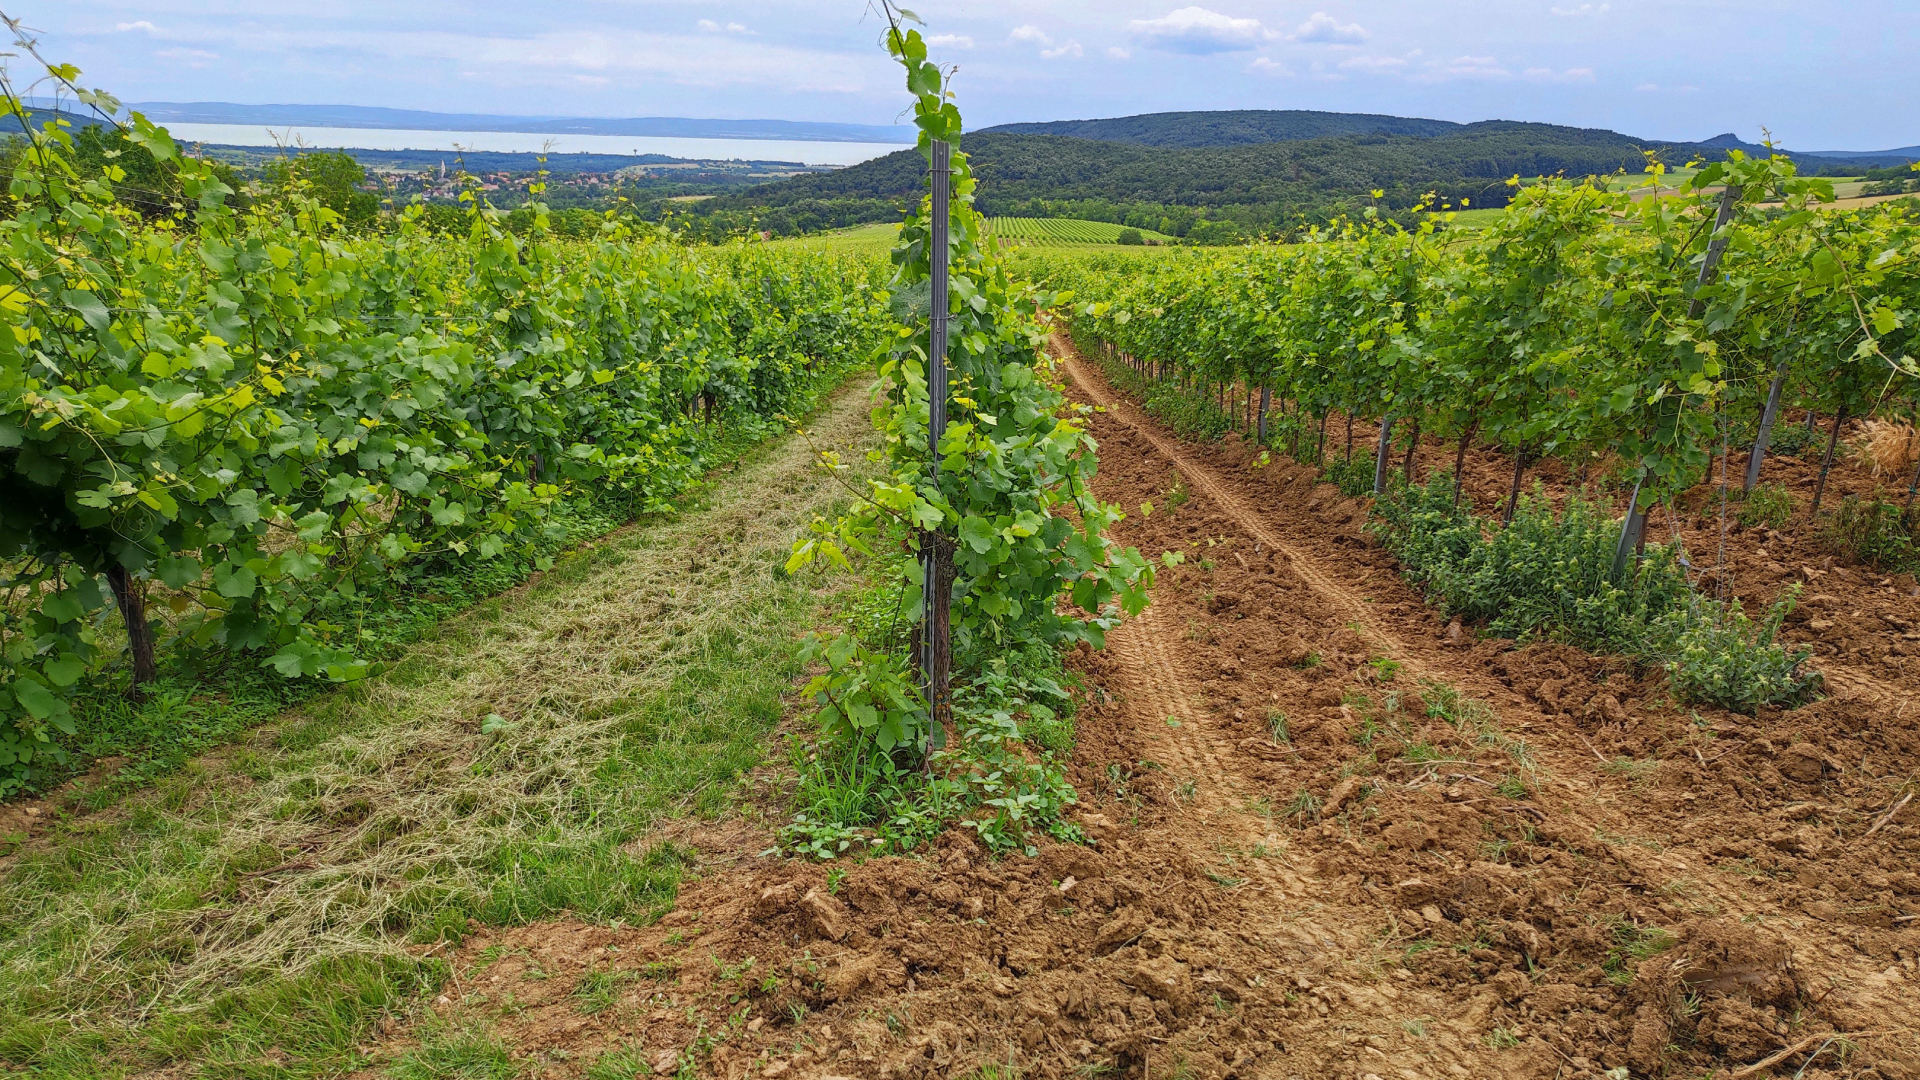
[922,140,954,743]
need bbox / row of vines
[778,19,1157,858]
[1052,161,1920,710]
[0,82,891,793]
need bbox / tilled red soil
[408,341,1919,1080]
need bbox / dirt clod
[1780,742,1827,783]
[753,881,802,919]
[1128,955,1195,1011]
[1322,775,1365,817]
[799,887,850,941]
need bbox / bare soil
[406,341,1920,1080]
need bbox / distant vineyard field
[987,217,1174,245]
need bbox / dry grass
[0,380,880,1073]
[1855,419,1919,479]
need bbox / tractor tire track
[1052,337,1421,672]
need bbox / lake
[158,123,905,167]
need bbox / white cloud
[220,27,881,96]
[1127,7,1273,55]
[1249,55,1292,75]
[695,19,750,34]
[1290,12,1369,45]
[1107,46,1132,59]
[1523,66,1596,82]
[1010,25,1079,56]
[116,20,160,33]
[926,34,974,49]
[1424,54,1510,79]
[1550,3,1610,14]
[154,46,219,68]
[1339,55,1407,74]
[1635,81,1699,93]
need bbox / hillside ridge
[681,121,1915,239]
[979,109,1462,147]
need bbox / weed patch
[1736,483,1794,530]
[1820,494,1920,571]
[1603,919,1678,985]
[1321,454,1377,498]
[1091,358,1237,441]
[1370,475,1819,712]
[784,637,1086,859]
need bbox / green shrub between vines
[1370,474,1819,712]
[1820,494,1920,571]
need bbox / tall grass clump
[1321,454,1378,498]
[1820,494,1920,571]
[1370,474,1819,712]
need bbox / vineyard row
[0,109,891,792]
[1056,160,1919,520]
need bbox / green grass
[1603,919,1678,985]
[768,218,1180,255]
[1436,206,1506,229]
[0,382,880,1079]
[572,969,639,1016]
[389,1022,520,1080]
[765,222,899,254]
[584,1045,654,1080]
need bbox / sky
[19,1,1920,151]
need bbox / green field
[988,217,1174,245]
[767,217,1179,253]
[765,221,900,254]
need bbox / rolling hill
[982,111,1919,164]
[681,117,1909,239]
[979,109,1462,147]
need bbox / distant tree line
[667,127,1911,243]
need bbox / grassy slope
[763,222,900,255]
[0,381,879,1079]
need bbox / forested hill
[978,109,1462,147]
[685,120,1883,239]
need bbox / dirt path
[1049,339,1919,1080]
[1062,351,1416,667]
[405,343,1919,1080]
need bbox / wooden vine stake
[921,138,955,745]
[1614,183,1741,578]
[1372,413,1395,495]
[1743,335,1793,493]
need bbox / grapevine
[0,61,890,793]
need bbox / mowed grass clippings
[0,382,881,1079]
